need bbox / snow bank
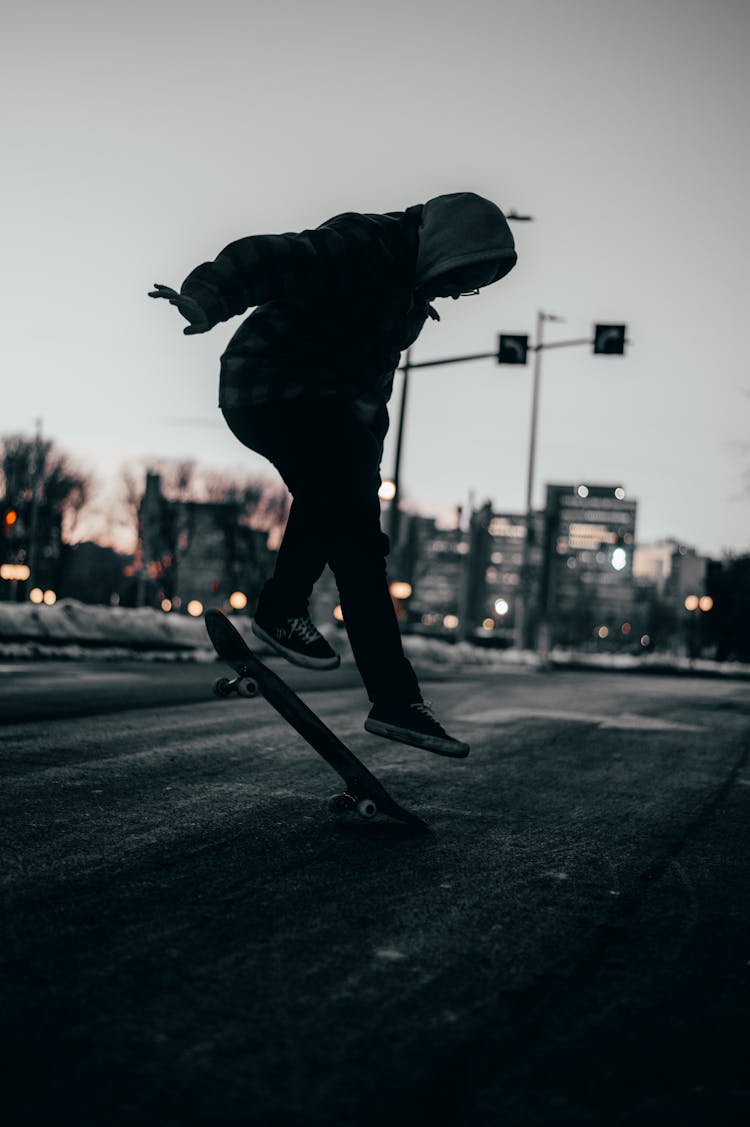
[0,599,206,650]
[0,601,747,678]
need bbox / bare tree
[0,432,91,541]
[112,457,292,549]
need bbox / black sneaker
[365,698,470,758]
[252,612,340,670]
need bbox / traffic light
[497,334,529,365]
[610,534,628,571]
[593,324,627,355]
[2,508,18,537]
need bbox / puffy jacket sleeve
[180,215,394,327]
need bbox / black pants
[222,397,421,705]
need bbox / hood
[414,191,517,294]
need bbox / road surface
[1,659,749,1125]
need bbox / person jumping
[149,191,517,757]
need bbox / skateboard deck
[205,609,429,831]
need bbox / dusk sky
[4,0,749,556]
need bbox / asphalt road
[1,660,749,1126]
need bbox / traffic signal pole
[515,310,545,652]
[515,317,629,651]
[387,344,499,553]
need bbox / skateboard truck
[212,662,259,699]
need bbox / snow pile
[549,647,750,679]
[0,599,207,650]
[402,633,542,668]
[0,601,747,678]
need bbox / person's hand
[148,284,210,335]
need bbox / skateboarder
[149,191,517,757]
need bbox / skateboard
[204,608,429,831]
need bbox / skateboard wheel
[356,798,377,820]
[212,676,234,698]
[328,793,357,814]
[238,678,258,698]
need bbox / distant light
[333,604,344,622]
[43,589,57,606]
[456,542,469,555]
[494,598,509,616]
[267,526,283,551]
[621,622,631,635]
[161,598,172,612]
[379,480,397,502]
[482,618,495,630]
[684,595,699,611]
[29,587,44,604]
[611,548,627,571]
[0,564,30,581]
[640,634,651,647]
[229,591,248,611]
[615,487,625,500]
[597,625,609,639]
[390,581,412,600]
[187,600,203,617]
[577,485,589,498]
[421,613,438,626]
[699,595,714,612]
[443,614,459,629]
[4,510,17,526]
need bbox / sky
[3,0,749,556]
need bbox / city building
[632,541,675,595]
[392,505,545,643]
[137,473,276,613]
[405,517,469,635]
[538,483,638,647]
[662,544,710,612]
[478,509,546,643]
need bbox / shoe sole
[252,621,341,671]
[364,718,470,758]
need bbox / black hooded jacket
[179,192,517,413]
